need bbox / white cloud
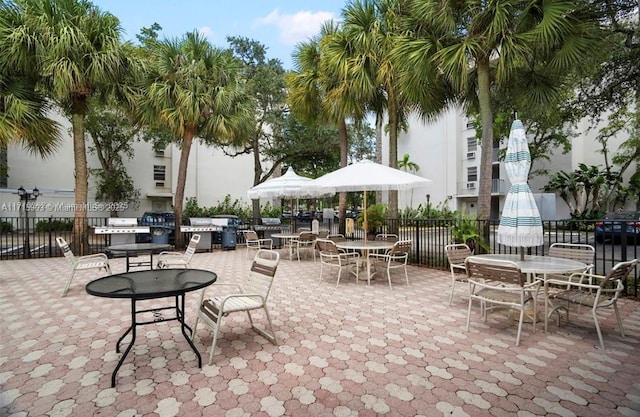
[254,9,336,45]
[198,26,214,37]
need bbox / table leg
[112,298,137,387]
[177,294,202,367]
[125,253,130,272]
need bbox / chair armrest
[158,251,183,257]
[79,253,109,261]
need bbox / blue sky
[92,0,347,70]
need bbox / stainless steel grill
[254,218,285,241]
[94,218,150,245]
[179,218,221,251]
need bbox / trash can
[222,226,237,250]
[151,227,170,244]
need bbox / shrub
[0,221,13,234]
[35,219,74,232]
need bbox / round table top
[270,233,300,239]
[335,240,395,251]
[467,254,587,275]
[106,243,172,252]
[86,268,217,299]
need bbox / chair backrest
[549,243,595,267]
[390,240,412,256]
[316,238,339,255]
[56,236,76,264]
[445,243,472,267]
[466,259,525,286]
[376,233,399,243]
[184,234,201,261]
[600,259,637,289]
[245,249,280,301]
[244,230,259,241]
[318,229,330,238]
[328,234,346,243]
[298,231,317,242]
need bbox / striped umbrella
[497,120,543,260]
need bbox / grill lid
[190,217,215,226]
[107,217,138,227]
[261,218,282,226]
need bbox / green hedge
[35,219,74,232]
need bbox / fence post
[48,216,53,257]
[414,219,421,265]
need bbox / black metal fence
[1,216,638,296]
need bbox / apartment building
[2,107,630,220]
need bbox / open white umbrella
[305,160,431,241]
[247,167,326,199]
[496,119,543,260]
[247,167,329,228]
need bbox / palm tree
[287,21,366,235]
[398,153,419,208]
[137,31,252,248]
[2,0,131,254]
[395,0,602,221]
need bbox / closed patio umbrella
[497,119,543,260]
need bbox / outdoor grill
[94,218,150,245]
[179,218,221,252]
[254,217,286,242]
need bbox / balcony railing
[457,179,506,196]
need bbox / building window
[154,165,166,181]
[155,149,165,157]
[467,136,478,152]
[467,166,478,182]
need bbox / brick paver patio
[1,247,639,416]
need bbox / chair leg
[208,318,222,366]
[449,273,456,306]
[592,305,606,350]
[515,308,525,347]
[465,296,473,331]
[248,307,277,345]
[387,268,393,290]
[613,301,625,338]
[61,269,77,297]
[403,265,409,286]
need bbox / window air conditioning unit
[466,151,476,159]
[155,181,165,187]
[466,182,476,189]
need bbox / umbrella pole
[363,191,368,243]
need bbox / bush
[35,219,74,232]
[0,221,13,234]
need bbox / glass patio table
[86,268,217,386]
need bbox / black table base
[111,294,202,387]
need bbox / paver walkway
[1,249,639,416]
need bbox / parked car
[136,211,175,244]
[595,211,640,243]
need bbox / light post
[18,186,39,258]
[426,194,431,218]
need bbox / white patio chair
[547,259,637,350]
[375,233,398,243]
[56,236,111,297]
[292,231,317,261]
[445,243,473,305]
[192,249,280,365]
[465,259,541,347]
[156,234,200,269]
[367,240,412,289]
[243,230,273,259]
[316,238,360,286]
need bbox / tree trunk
[174,129,195,249]
[387,91,399,233]
[251,131,262,220]
[71,98,89,255]
[476,58,494,221]
[375,112,383,205]
[338,118,348,235]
